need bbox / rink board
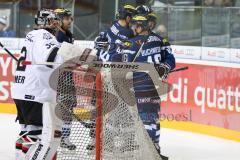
[1,51,240,142]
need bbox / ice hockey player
[54,8,74,44]
[11,9,63,160]
[115,14,175,160]
[136,5,157,31]
[86,4,137,152]
[54,7,76,151]
[95,4,136,61]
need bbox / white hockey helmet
[35,9,59,26]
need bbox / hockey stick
[22,60,189,73]
[131,33,152,62]
[132,41,145,62]
[169,66,188,73]
[133,66,189,85]
[0,42,19,62]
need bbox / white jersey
[11,29,63,103]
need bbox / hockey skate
[60,137,77,150]
[155,143,169,160]
[15,136,25,160]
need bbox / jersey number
[147,54,161,63]
[16,47,27,71]
[99,50,110,62]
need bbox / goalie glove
[154,63,171,81]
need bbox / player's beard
[62,22,71,31]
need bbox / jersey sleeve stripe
[46,47,59,68]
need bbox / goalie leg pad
[25,102,63,160]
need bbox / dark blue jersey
[106,21,134,43]
[116,33,176,94]
[98,21,134,61]
[56,30,74,44]
[122,33,175,69]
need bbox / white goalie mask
[35,9,59,26]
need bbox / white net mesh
[56,66,162,160]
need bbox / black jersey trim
[46,47,59,68]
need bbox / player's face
[149,20,156,31]
[48,18,60,30]
[62,16,73,30]
[125,16,131,25]
[131,24,142,36]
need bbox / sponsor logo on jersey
[118,34,128,40]
[148,36,161,42]
[110,25,119,36]
[137,97,160,104]
[24,95,35,100]
[122,49,135,54]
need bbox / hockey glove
[154,63,171,80]
[94,32,109,51]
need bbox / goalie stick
[1,42,188,75]
[22,60,188,73]
[0,42,19,62]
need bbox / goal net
[55,61,162,160]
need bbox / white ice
[0,114,239,160]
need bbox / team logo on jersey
[136,40,143,46]
[43,33,53,40]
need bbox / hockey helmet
[136,5,152,15]
[54,8,72,19]
[35,9,59,26]
[130,15,149,30]
[116,4,136,19]
[148,12,157,21]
